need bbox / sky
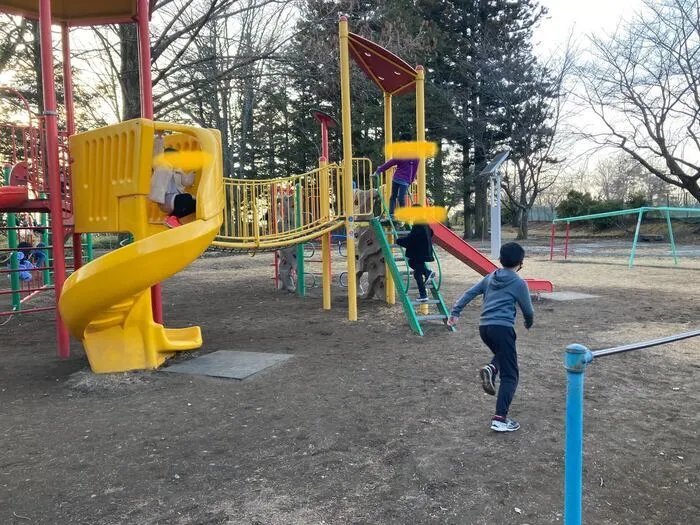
[534,0,643,56]
[529,0,647,182]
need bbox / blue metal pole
[564,343,593,525]
[628,209,644,268]
[664,210,678,265]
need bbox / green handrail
[370,218,423,335]
[371,173,411,293]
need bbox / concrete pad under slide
[540,291,599,301]
[163,350,293,380]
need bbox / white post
[490,171,502,260]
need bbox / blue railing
[563,328,700,524]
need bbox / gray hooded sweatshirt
[450,269,534,328]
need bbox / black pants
[408,259,431,297]
[479,325,518,418]
[172,193,196,218]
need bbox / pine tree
[417,0,547,237]
[284,0,432,174]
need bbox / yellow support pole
[319,156,332,310]
[416,66,429,315]
[416,65,427,206]
[384,91,396,306]
[339,16,358,321]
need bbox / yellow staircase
[58,119,224,373]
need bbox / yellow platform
[59,119,223,373]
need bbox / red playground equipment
[0,0,161,359]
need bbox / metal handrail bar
[592,329,700,358]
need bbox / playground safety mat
[163,350,294,380]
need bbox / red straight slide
[431,222,553,293]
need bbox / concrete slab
[540,291,599,301]
[163,350,293,380]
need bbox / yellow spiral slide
[59,119,224,373]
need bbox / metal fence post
[564,343,593,525]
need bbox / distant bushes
[556,191,649,230]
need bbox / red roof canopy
[0,0,155,26]
[348,32,417,96]
[311,109,338,128]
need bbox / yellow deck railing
[213,158,381,250]
[214,164,346,250]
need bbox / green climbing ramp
[370,218,454,336]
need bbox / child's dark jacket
[396,224,434,262]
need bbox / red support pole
[137,0,163,324]
[39,0,70,358]
[137,0,154,119]
[549,222,556,261]
[321,121,329,160]
[564,222,570,260]
[62,23,82,272]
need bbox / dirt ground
[1,231,698,524]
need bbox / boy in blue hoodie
[447,242,534,432]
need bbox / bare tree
[159,0,297,176]
[579,0,700,203]
[501,43,575,239]
[593,153,644,201]
[0,16,29,76]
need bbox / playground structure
[59,120,223,372]
[551,206,700,267]
[1,88,94,316]
[1,8,552,370]
[261,19,551,333]
[212,17,444,326]
[0,0,224,373]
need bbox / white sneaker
[416,295,429,303]
[479,365,496,396]
[490,418,520,432]
[426,270,436,285]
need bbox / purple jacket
[376,158,419,186]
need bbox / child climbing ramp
[396,217,436,303]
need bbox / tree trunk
[516,207,529,240]
[431,149,445,206]
[473,142,487,239]
[511,208,519,228]
[461,138,473,238]
[474,178,487,239]
[118,24,141,244]
[30,20,44,114]
[119,24,141,121]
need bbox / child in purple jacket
[374,132,419,218]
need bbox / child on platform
[148,137,197,228]
[374,132,419,218]
[447,242,534,433]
